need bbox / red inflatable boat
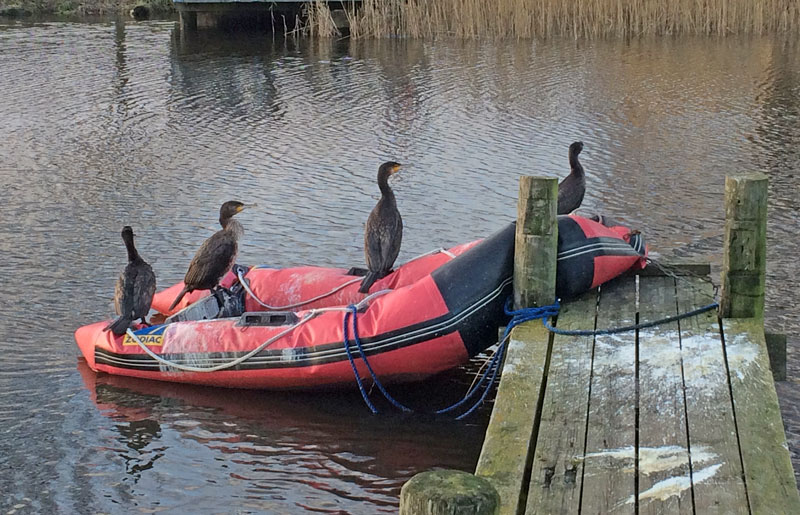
[74,216,647,390]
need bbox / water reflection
[77,360,486,512]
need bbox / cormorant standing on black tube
[557,141,586,215]
[168,201,247,311]
[360,161,403,294]
[106,226,157,336]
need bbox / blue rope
[434,342,504,415]
[345,305,413,413]
[451,341,506,420]
[342,300,561,418]
[342,296,716,418]
[435,298,560,417]
[542,302,719,336]
[342,310,378,414]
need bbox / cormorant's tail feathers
[168,287,190,311]
[105,316,132,336]
[358,271,380,294]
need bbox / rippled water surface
[1,17,799,512]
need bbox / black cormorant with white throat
[360,161,403,294]
[557,141,586,215]
[106,226,157,335]
[168,201,246,311]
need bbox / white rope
[125,289,392,373]
[407,247,457,262]
[237,249,455,311]
[126,314,318,373]
[238,269,362,310]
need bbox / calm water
[1,17,799,512]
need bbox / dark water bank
[0,0,172,18]
[1,18,800,511]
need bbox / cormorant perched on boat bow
[106,226,157,336]
[168,201,247,311]
[557,141,586,215]
[360,161,403,294]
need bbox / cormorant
[359,161,403,294]
[168,201,246,311]
[557,141,586,215]
[106,226,157,336]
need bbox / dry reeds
[306,0,800,39]
[302,0,340,37]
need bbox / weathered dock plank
[677,277,748,514]
[525,290,597,514]
[636,275,692,514]
[475,322,550,515]
[580,277,637,514]
[723,318,800,514]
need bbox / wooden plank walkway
[474,266,800,514]
[400,174,796,515]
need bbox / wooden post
[719,173,768,319]
[179,10,197,31]
[514,177,558,309]
[400,470,499,515]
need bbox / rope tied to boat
[341,299,559,420]
[343,305,413,414]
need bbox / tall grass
[311,0,800,39]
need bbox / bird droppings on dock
[625,463,723,505]
[583,444,718,476]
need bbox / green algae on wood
[514,176,558,309]
[722,318,800,514]
[719,173,767,319]
[764,332,787,382]
[400,469,500,515]
[475,322,550,515]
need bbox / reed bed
[311,0,800,39]
[303,0,339,37]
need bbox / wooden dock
[173,0,357,32]
[401,174,800,514]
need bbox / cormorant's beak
[392,164,402,174]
